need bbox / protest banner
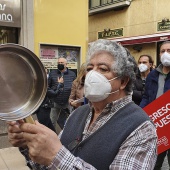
[143,90,170,154]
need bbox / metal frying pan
[0,44,47,121]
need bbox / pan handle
[24,115,35,124]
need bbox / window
[101,0,112,5]
[89,0,131,15]
[91,0,100,8]
[0,26,18,44]
[40,44,81,72]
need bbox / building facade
[89,0,170,65]
[34,0,88,73]
[0,0,88,72]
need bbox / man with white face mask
[132,55,154,105]
[140,41,170,170]
[7,39,157,170]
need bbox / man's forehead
[161,43,170,49]
[58,58,67,63]
[139,56,149,61]
[87,60,112,67]
[90,53,113,62]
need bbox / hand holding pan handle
[24,115,35,124]
[0,43,47,123]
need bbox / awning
[112,32,170,46]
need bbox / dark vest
[60,102,150,170]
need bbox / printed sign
[143,90,170,154]
[0,0,21,27]
[40,44,79,69]
[157,21,170,31]
[98,28,123,39]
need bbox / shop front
[0,0,20,44]
[114,32,170,66]
[0,0,34,51]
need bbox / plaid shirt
[21,95,157,170]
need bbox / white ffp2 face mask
[138,63,148,72]
[161,52,170,66]
[84,70,119,102]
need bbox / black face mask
[57,64,64,71]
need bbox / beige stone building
[89,0,170,66]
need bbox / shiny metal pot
[0,44,47,121]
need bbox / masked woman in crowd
[69,63,88,110]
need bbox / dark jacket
[36,85,64,132]
[132,72,145,105]
[41,84,64,108]
[48,68,76,105]
[60,103,150,170]
[140,64,170,108]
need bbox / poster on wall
[40,44,80,70]
[143,90,170,154]
[58,47,78,70]
[40,46,58,69]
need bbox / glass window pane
[91,0,100,8]
[0,26,18,44]
[101,0,112,5]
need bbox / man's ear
[120,77,129,90]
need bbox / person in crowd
[132,54,154,105]
[152,64,157,69]
[48,57,76,130]
[140,41,170,170]
[7,39,157,170]
[45,67,50,78]
[69,63,88,110]
[36,76,64,133]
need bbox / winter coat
[132,73,145,105]
[140,64,170,108]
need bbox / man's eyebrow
[161,48,170,51]
[96,62,110,68]
[87,63,93,66]
[87,62,109,67]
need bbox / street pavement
[0,147,29,170]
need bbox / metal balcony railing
[89,0,131,15]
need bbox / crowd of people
[140,41,170,170]
[6,39,170,170]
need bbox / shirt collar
[89,95,132,116]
